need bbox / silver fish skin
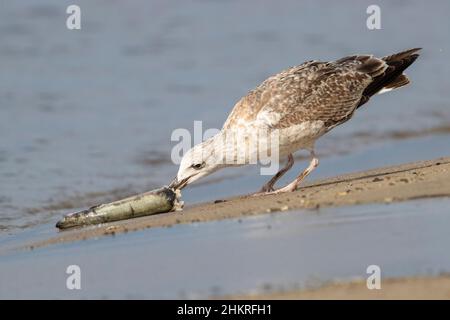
[56,187,179,229]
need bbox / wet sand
[225,275,450,300]
[25,156,450,249]
[4,197,450,299]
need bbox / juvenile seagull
[170,48,421,194]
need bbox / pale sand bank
[224,275,450,300]
[26,156,450,249]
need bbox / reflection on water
[1,0,450,233]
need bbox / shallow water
[1,0,450,232]
[1,198,449,299]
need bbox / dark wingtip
[383,48,422,62]
[409,48,422,56]
[400,48,422,55]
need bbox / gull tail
[377,74,410,94]
[356,48,421,108]
[368,48,421,96]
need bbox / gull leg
[258,154,294,193]
[270,150,319,194]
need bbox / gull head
[169,137,225,190]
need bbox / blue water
[1,1,450,234]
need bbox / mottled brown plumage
[223,48,420,131]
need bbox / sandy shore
[224,275,450,300]
[26,156,450,249]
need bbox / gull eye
[191,162,205,170]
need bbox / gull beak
[169,177,179,189]
[169,177,189,190]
